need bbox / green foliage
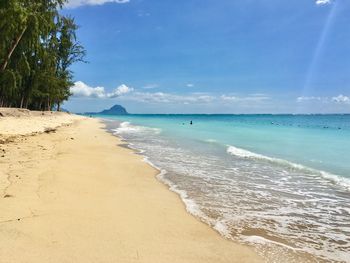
[0,0,85,110]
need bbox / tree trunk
[24,98,29,109]
[57,101,61,111]
[20,95,24,108]
[0,26,27,72]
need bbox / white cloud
[121,92,211,104]
[296,96,322,103]
[296,95,350,104]
[315,0,331,5]
[70,81,106,98]
[119,91,216,104]
[107,84,134,98]
[65,0,129,8]
[186,83,194,88]
[221,95,238,101]
[70,81,133,98]
[70,82,272,106]
[119,91,270,105]
[332,94,350,104]
[221,94,270,102]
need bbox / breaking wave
[226,145,350,191]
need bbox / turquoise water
[98,114,350,262]
[107,114,350,178]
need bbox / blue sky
[62,0,350,113]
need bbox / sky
[62,0,350,114]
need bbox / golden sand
[0,110,262,262]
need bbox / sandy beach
[0,109,261,263]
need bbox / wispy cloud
[120,91,271,105]
[137,11,151,17]
[296,96,323,102]
[186,83,194,88]
[141,84,159,89]
[65,0,130,8]
[315,0,332,6]
[71,81,273,106]
[120,92,215,104]
[297,94,350,104]
[70,81,133,98]
[221,94,270,102]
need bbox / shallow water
[100,114,350,262]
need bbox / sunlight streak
[302,2,338,94]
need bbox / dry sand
[0,108,82,143]
[0,109,262,263]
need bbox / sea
[97,114,350,262]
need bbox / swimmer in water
[190,120,193,125]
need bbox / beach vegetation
[0,0,85,110]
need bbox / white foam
[136,146,216,229]
[244,234,350,263]
[242,235,300,251]
[156,169,207,220]
[114,121,161,135]
[227,145,350,191]
[227,145,269,160]
[226,145,306,170]
[213,221,231,238]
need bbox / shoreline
[0,112,262,262]
[103,118,337,263]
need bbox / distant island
[85,104,129,115]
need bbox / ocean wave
[226,145,350,191]
[113,121,161,135]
